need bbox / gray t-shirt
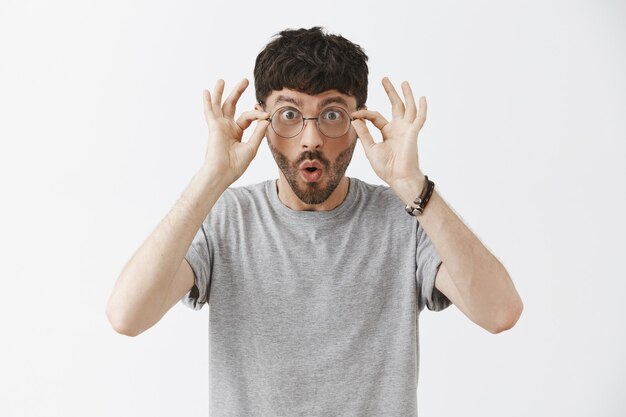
[182,176,451,417]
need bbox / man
[107,27,523,416]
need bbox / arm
[351,77,523,334]
[106,167,228,337]
[394,180,523,334]
[106,78,270,336]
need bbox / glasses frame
[266,105,355,139]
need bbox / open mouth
[299,160,324,183]
[300,166,323,182]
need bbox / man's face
[257,88,361,205]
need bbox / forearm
[394,176,523,331]
[106,164,229,333]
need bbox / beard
[268,140,357,205]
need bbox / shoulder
[350,177,406,209]
[203,180,271,224]
[215,180,270,206]
[350,177,418,231]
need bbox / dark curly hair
[254,26,369,110]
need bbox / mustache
[295,150,330,170]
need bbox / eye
[321,108,344,121]
[279,107,300,121]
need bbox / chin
[295,177,341,205]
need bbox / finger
[212,79,225,118]
[351,110,389,132]
[414,96,427,130]
[222,78,249,119]
[382,77,405,118]
[402,81,417,121]
[351,119,376,152]
[203,89,215,124]
[244,119,270,156]
[235,110,271,132]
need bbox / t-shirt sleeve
[416,221,452,312]
[180,222,212,311]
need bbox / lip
[300,168,323,183]
[298,160,324,183]
[299,160,323,170]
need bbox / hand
[351,77,427,192]
[202,78,270,186]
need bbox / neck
[275,175,350,212]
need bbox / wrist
[196,164,232,192]
[391,173,427,206]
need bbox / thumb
[351,119,375,152]
[244,119,270,156]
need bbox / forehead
[265,88,357,110]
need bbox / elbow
[487,298,524,334]
[111,321,140,337]
[106,303,140,337]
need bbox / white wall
[1,0,624,416]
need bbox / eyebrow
[273,95,350,110]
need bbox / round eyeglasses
[267,106,354,138]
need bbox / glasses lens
[319,107,351,138]
[271,107,303,138]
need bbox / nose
[299,119,324,150]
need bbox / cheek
[268,138,297,164]
[328,139,355,160]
